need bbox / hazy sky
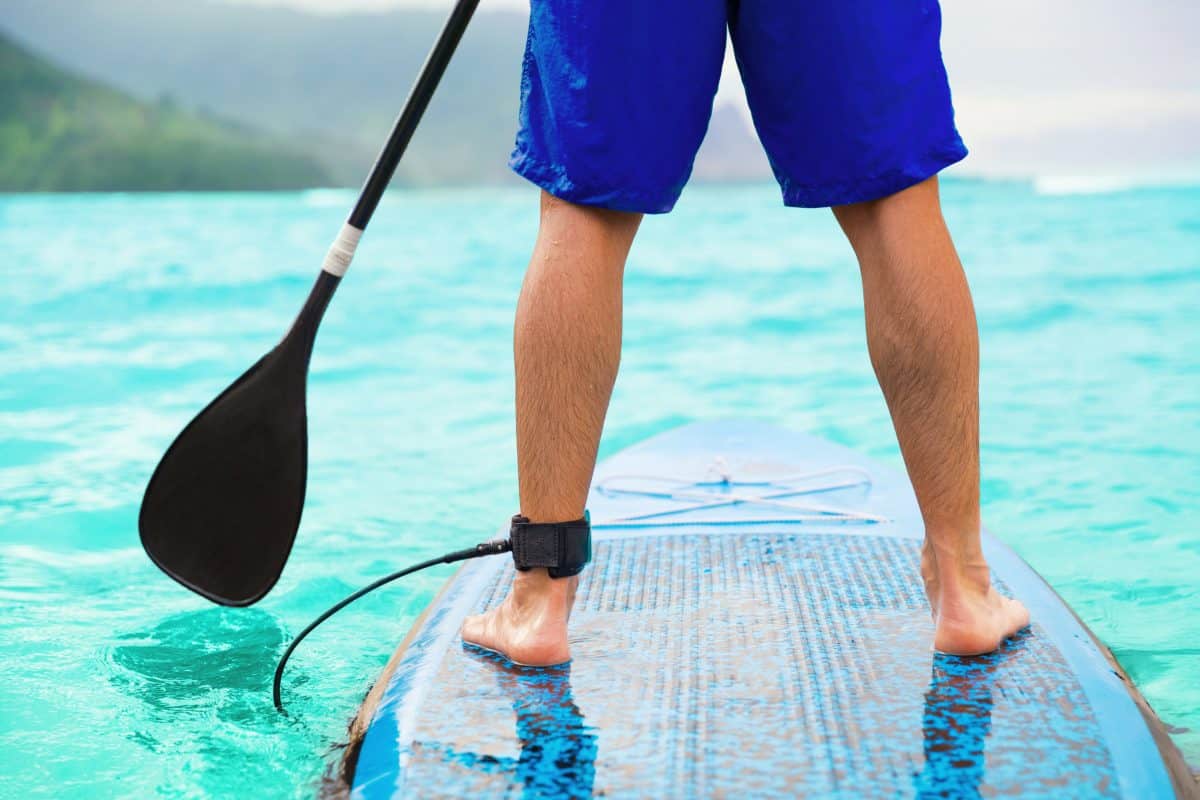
[223,0,1198,177]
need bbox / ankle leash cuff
[510,514,592,578]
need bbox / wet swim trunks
[510,0,967,213]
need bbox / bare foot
[461,569,578,667]
[923,542,1031,656]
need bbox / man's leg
[833,176,1029,655]
[461,191,641,666]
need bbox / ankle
[925,540,990,590]
[510,568,573,600]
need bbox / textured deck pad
[351,422,1180,799]
[369,532,1115,798]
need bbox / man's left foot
[922,541,1031,656]
[461,569,577,667]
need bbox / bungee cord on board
[274,461,886,713]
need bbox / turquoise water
[1,180,1197,796]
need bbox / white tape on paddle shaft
[321,223,363,277]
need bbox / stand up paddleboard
[343,421,1194,798]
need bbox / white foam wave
[301,188,356,207]
[0,545,144,568]
[1033,174,1200,196]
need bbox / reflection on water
[100,607,331,795]
[436,647,597,798]
[503,662,596,798]
[915,631,1029,798]
[106,608,287,728]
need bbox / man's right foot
[921,542,1031,656]
[461,569,577,667]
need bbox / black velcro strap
[510,514,592,578]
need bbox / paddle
[139,0,481,606]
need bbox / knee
[832,176,944,253]
[538,191,641,241]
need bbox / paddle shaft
[320,0,481,278]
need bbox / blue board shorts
[510,0,967,213]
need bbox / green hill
[0,1,530,187]
[0,31,330,191]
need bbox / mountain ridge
[0,0,771,188]
[0,29,331,192]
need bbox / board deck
[346,421,1194,798]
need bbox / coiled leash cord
[273,540,511,713]
[272,515,591,714]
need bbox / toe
[1005,597,1031,636]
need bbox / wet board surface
[349,421,1190,798]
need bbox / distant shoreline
[4,172,1200,199]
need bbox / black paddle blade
[139,273,339,606]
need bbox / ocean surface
[1,180,1197,797]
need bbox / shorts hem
[509,148,680,214]
[779,140,968,208]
